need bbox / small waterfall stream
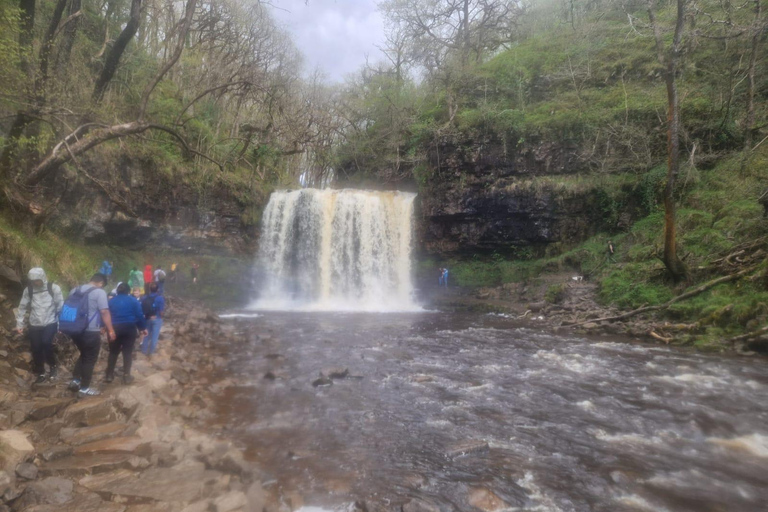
[252,189,419,311]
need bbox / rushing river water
[215,312,768,512]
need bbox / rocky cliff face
[416,133,638,256]
[43,150,261,256]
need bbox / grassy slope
[415,4,768,349]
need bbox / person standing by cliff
[154,265,167,295]
[107,283,147,385]
[143,264,153,291]
[169,262,178,283]
[15,268,64,383]
[128,267,144,295]
[140,282,165,358]
[100,261,113,283]
[607,240,616,263]
[63,273,115,397]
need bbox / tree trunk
[37,0,69,98]
[56,0,84,76]
[744,0,762,152]
[93,0,143,102]
[18,0,35,74]
[649,0,689,282]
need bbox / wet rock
[171,368,190,385]
[0,430,34,472]
[528,301,546,313]
[73,436,150,456]
[582,322,599,330]
[245,482,266,512]
[445,440,489,459]
[402,498,440,512]
[39,420,66,443]
[80,465,222,503]
[15,462,38,480]
[467,488,507,512]
[14,476,73,508]
[40,453,134,478]
[312,375,333,387]
[212,491,247,512]
[180,501,212,512]
[263,371,276,381]
[324,368,349,379]
[61,397,119,427]
[59,422,129,446]
[0,470,12,496]
[411,375,435,384]
[40,445,73,462]
[23,490,126,512]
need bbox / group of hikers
[12,260,183,397]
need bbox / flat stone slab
[0,429,34,473]
[60,422,129,446]
[26,399,73,421]
[80,465,223,503]
[22,491,126,512]
[74,436,149,456]
[61,397,119,427]
[41,453,134,478]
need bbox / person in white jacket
[15,268,64,383]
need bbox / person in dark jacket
[106,283,147,384]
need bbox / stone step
[59,422,130,446]
[39,453,135,478]
[61,397,120,427]
[73,436,150,456]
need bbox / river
[213,311,768,512]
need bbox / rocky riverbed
[0,302,270,512]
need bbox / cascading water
[252,189,419,311]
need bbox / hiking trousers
[71,331,101,389]
[141,317,163,356]
[107,323,137,378]
[29,323,57,375]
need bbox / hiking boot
[105,373,114,384]
[67,379,81,392]
[34,374,47,385]
[123,375,134,385]
[48,366,58,380]
[78,387,101,397]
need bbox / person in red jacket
[143,265,153,293]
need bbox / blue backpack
[59,286,98,336]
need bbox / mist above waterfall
[251,189,419,312]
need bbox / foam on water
[708,433,768,458]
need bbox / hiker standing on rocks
[442,268,449,288]
[107,283,147,385]
[14,268,64,383]
[128,266,144,295]
[140,282,165,358]
[154,265,167,295]
[63,273,115,397]
[170,262,178,283]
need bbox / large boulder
[0,430,34,473]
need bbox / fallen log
[726,325,768,345]
[649,331,673,344]
[565,266,759,327]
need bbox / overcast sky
[267,0,387,82]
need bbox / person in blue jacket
[106,283,147,384]
[140,282,165,358]
[99,260,113,282]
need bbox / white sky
[267,0,387,82]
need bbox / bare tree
[647,0,689,282]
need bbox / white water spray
[251,189,419,311]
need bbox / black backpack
[142,295,160,317]
[28,282,54,301]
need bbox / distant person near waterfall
[140,283,165,358]
[442,268,449,288]
[128,267,144,295]
[154,266,167,295]
[143,264,153,290]
[191,262,199,284]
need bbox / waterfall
[252,189,419,311]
